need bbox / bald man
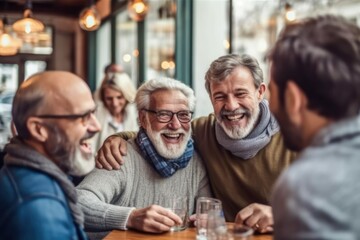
[0,71,101,240]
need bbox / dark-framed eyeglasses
[35,107,97,124]
[143,109,193,123]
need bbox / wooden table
[104,224,273,240]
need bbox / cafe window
[145,0,176,80]
[231,0,360,81]
[96,21,111,88]
[24,61,47,80]
[115,10,138,86]
[0,64,18,92]
[18,26,53,55]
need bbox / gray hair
[135,77,195,111]
[205,54,264,94]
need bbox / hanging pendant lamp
[0,17,22,56]
[12,0,44,34]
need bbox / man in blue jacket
[0,71,101,240]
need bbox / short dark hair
[268,15,360,120]
[104,63,123,74]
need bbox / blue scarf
[136,127,194,177]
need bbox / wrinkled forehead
[150,89,189,109]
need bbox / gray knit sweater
[76,139,211,238]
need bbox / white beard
[218,104,260,139]
[67,147,95,176]
[145,120,191,159]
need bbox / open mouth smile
[224,113,246,121]
[161,132,185,144]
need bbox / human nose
[224,95,239,111]
[167,113,182,129]
[88,113,101,133]
[110,99,117,106]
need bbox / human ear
[284,81,307,125]
[26,117,48,142]
[138,111,148,129]
[257,83,267,100]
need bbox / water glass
[196,197,223,239]
[168,196,189,232]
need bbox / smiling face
[103,87,127,117]
[210,66,266,139]
[33,72,101,176]
[139,89,191,159]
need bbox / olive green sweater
[192,114,296,221]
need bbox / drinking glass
[168,196,189,232]
[196,197,223,240]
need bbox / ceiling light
[12,0,45,34]
[127,0,149,21]
[79,2,101,31]
[284,3,296,23]
[0,17,22,56]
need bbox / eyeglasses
[35,107,97,124]
[143,109,193,123]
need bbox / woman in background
[92,72,138,152]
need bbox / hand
[235,203,274,233]
[188,213,196,227]
[95,135,127,170]
[127,205,182,233]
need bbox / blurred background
[1,0,360,152]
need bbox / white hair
[135,77,196,111]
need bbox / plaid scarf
[136,127,194,177]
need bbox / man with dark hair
[0,71,101,239]
[104,63,123,76]
[95,54,296,233]
[268,15,360,239]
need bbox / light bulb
[285,10,296,22]
[0,33,20,56]
[0,33,11,46]
[134,2,146,13]
[79,6,101,31]
[127,0,149,21]
[284,3,296,23]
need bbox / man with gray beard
[0,71,101,239]
[95,54,297,233]
[76,78,210,239]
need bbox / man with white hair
[76,78,210,238]
[95,54,297,233]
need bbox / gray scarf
[215,100,279,159]
[4,137,84,227]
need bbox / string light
[79,2,101,31]
[127,0,149,21]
